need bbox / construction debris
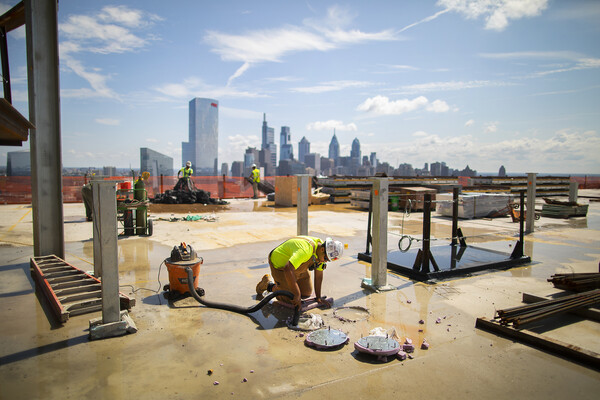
[152,178,228,205]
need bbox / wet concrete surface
[0,194,599,399]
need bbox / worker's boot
[256,274,273,300]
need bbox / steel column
[25,0,64,258]
[451,187,459,245]
[371,178,388,287]
[92,181,120,324]
[526,172,536,233]
[297,174,309,236]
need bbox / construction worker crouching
[256,236,344,308]
[249,164,260,199]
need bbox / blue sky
[1,0,599,174]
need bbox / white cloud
[479,51,600,77]
[306,120,358,132]
[396,80,510,95]
[220,107,263,120]
[465,119,475,127]
[426,99,450,113]
[398,8,451,33]
[291,80,372,94]
[206,5,398,83]
[146,138,159,143]
[356,95,450,116]
[438,0,549,31]
[376,129,600,173]
[153,77,267,100]
[61,55,119,99]
[484,121,499,133]
[95,118,120,126]
[58,6,160,99]
[220,134,261,165]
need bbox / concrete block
[89,310,137,340]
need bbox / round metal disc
[355,335,400,355]
[305,328,348,349]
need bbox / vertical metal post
[160,174,163,194]
[526,172,537,233]
[519,191,525,246]
[451,187,459,245]
[92,181,120,324]
[569,181,578,203]
[222,174,226,199]
[371,178,388,287]
[25,0,64,258]
[365,190,373,255]
[1,26,11,102]
[511,190,526,259]
[297,174,309,236]
[421,194,432,273]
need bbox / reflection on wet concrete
[2,197,600,399]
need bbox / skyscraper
[351,138,361,160]
[298,136,310,163]
[370,152,377,168]
[280,126,293,161]
[261,114,276,171]
[328,132,339,163]
[182,98,218,176]
[141,147,173,177]
[6,151,30,176]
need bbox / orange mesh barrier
[0,175,275,204]
[570,176,600,189]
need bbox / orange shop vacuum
[162,242,300,325]
[163,243,204,299]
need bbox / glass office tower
[182,98,218,176]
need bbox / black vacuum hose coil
[185,267,300,326]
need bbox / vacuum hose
[185,267,300,326]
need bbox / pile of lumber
[541,197,588,218]
[437,192,514,219]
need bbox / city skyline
[0,1,598,174]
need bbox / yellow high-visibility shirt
[270,236,325,271]
[251,168,260,183]
[180,167,193,177]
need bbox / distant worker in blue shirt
[249,164,260,199]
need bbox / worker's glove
[315,296,331,309]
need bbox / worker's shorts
[269,253,312,304]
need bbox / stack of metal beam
[495,289,600,328]
[548,273,600,292]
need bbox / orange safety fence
[570,176,600,190]
[0,175,276,204]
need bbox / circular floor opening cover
[354,335,400,359]
[305,328,349,350]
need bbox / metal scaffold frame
[358,188,531,282]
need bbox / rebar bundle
[495,289,600,328]
[548,273,600,292]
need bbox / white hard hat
[186,161,191,167]
[325,237,343,261]
[252,164,256,168]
